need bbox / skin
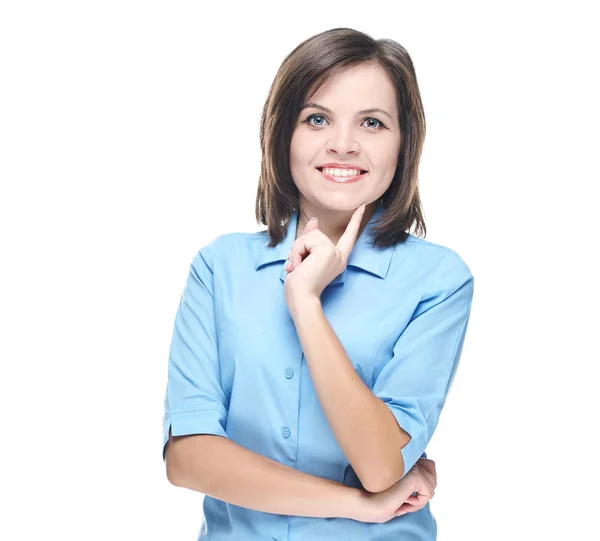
[284,62,438,516]
[360,457,438,522]
[165,63,437,523]
[288,61,402,252]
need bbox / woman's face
[289,62,401,213]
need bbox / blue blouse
[162,200,474,540]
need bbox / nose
[326,124,360,156]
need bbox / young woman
[162,27,474,540]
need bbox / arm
[290,297,409,493]
[290,255,474,493]
[165,429,364,520]
[163,245,364,520]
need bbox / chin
[319,200,366,212]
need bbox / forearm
[168,433,366,520]
[290,296,410,492]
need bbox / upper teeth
[321,168,362,177]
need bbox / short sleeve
[162,245,229,462]
[372,253,474,478]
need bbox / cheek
[368,138,401,169]
[289,132,305,163]
[293,128,323,151]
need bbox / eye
[301,113,387,131]
[302,113,329,127]
[362,117,387,130]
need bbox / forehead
[307,63,397,115]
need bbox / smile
[316,167,368,183]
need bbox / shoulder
[394,233,474,290]
[390,235,475,319]
[192,230,268,271]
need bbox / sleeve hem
[162,408,229,462]
[383,403,428,478]
[400,429,427,478]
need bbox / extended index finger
[336,203,366,257]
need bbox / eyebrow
[301,102,393,121]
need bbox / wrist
[288,293,321,319]
[338,486,371,522]
[347,488,378,523]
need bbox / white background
[1,1,598,539]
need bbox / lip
[317,168,367,183]
[317,162,368,171]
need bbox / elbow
[362,471,398,493]
[166,461,181,486]
[164,442,183,486]
[166,451,195,488]
[360,462,398,493]
[361,449,408,493]
[164,434,192,487]
[166,468,179,486]
[362,477,385,494]
[164,432,219,492]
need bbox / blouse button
[281,427,291,438]
[284,368,294,379]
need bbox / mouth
[316,167,368,183]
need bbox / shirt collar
[254,201,395,285]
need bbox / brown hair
[255,27,427,248]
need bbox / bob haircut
[256,27,427,248]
